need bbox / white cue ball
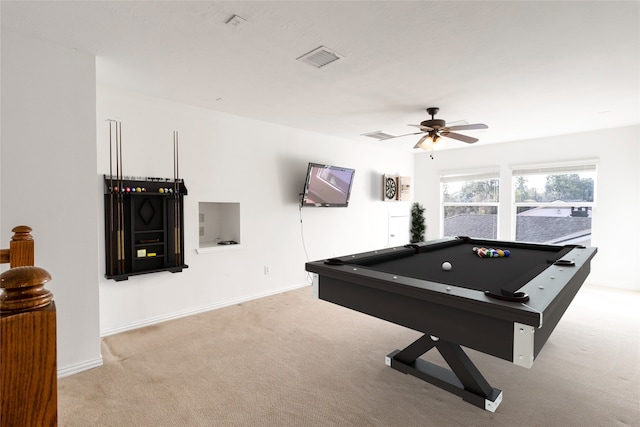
[442,262,452,271]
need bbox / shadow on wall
[275,156,313,205]
[369,170,383,201]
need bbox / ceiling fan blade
[388,131,426,140]
[444,123,488,131]
[413,134,430,149]
[408,124,433,132]
[441,131,478,144]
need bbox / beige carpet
[59,284,639,426]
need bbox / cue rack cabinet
[104,176,188,281]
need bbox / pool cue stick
[114,121,121,274]
[173,131,181,265]
[173,132,176,264]
[119,121,125,273]
[116,121,125,274]
[108,120,115,276]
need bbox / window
[441,171,499,239]
[512,163,596,245]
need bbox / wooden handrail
[1,226,57,426]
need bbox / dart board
[383,175,398,201]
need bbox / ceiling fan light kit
[415,131,442,151]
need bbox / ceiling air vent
[361,131,397,141]
[297,46,343,68]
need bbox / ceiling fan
[401,107,488,150]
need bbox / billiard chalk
[442,262,452,271]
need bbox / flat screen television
[301,162,355,207]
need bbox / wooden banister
[1,226,57,426]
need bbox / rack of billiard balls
[473,247,510,258]
[108,186,175,194]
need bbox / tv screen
[301,162,355,207]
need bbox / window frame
[440,169,501,239]
[510,160,597,244]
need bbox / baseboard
[100,282,310,337]
[58,356,103,378]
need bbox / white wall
[0,29,412,375]
[414,125,640,291]
[97,86,414,335]
[0,32,102,374]
[2,28,636,380]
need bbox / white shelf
[196,244,242,255]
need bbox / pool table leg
[385,334,503,412]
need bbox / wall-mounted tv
[301,162,356,207]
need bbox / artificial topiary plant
[410,202,426,243]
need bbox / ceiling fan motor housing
[421,119,446,129]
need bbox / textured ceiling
[2,1,639,151]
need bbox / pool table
[305,236,597,412]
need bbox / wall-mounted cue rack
[104,176,188,281]
[104,122,187,281]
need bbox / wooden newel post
[0,266,58,426]
[0,225,35,267]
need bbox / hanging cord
[299,194,313,284]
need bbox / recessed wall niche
[197,202,241,252]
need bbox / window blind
[440,170,499,184]
[512,162,597,176]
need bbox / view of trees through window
[513,169,595,245]
[514,173,594,204]
[442,176,499,239]
[441,167,595,244]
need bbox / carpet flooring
[58,284,639,426]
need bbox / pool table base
[385,334,503,412]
